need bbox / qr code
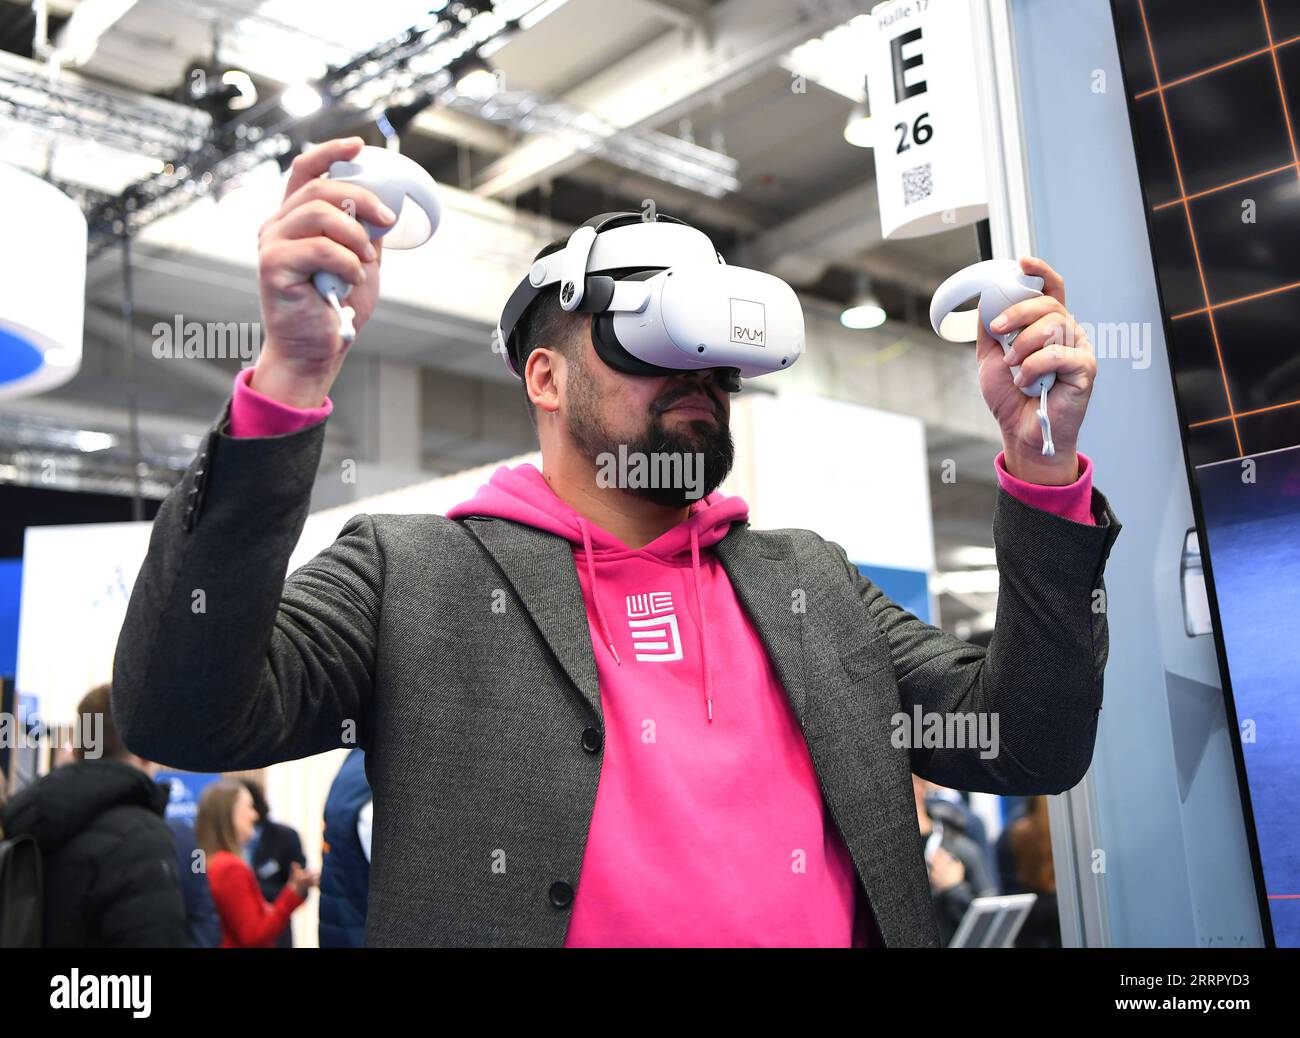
[902,162,933,206]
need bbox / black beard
[567,368,735,508]
[620,417,735,508]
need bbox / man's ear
[526,348,562,416]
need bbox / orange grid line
[1133,32,1300,99]
[1262,0,1300,189]
[1137,0,1243,454]
[1188,396,1300,429]
[1171,277,1300,320]
[1151,162,1297,210]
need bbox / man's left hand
[977,256,1096,486]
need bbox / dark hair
[74,684,128,762]
[515,281,583,426]
[240,777,270,821]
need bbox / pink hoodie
[446,464,864,947]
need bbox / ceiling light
[843,85,872,148]
[841,302,887,330]
[74,430,117,452]
[456,66,499,101]
[782,15,872,101]
[841,274,887,330]
[281,83,323,117]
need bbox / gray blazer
[112,404,1121,947]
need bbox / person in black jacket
[240,777,306,949]
[0,685,186,947]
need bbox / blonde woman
[196,780,317,948]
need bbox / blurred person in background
[318,748,372,948]
[997,796,1061,948]
[240,776,306,948]
[914,775,996,946]
[0,684,186,947]
[164,810,222,948]
[923,783,998,890]
[196,779,317,948]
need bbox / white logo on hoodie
[626,592,682,662]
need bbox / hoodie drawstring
[576,514,714,724]
[690,525,714,723]
[577,516,621,666]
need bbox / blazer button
[548,881,573,908]
[581,727,602,753]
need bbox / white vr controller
[310,145,442,342]
[929,259,1057,456]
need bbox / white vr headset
[497,212,805,392]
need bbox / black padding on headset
[592,312,677,377]
[576,276,616,313]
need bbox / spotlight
[841,274,887,330]
[843,77,872,148]
[449,53,498,100]
[281,83,323,117]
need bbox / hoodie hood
[447,462,749,720]
[0,759,170,854]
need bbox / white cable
[325,288,357,344]
[1034,382,1055,460]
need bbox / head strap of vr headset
[499,211,737,389]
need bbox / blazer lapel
[713,523,809,725]
[459,517,604,722]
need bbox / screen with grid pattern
[1113,0,1300,947]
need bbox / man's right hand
[253,137,397,408]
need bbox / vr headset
[497,211,805,393]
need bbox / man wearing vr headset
[115,138,1120,948]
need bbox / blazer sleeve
[111,401,382,771]
[830,484,1122,796]
[209,855,305,948]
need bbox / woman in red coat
[196,779,318,948]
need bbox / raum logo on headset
[497,212,805,393]
[729,297,766,347]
